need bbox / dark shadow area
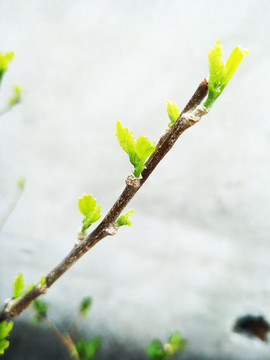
[1,320,210,360]
[2,321,73,360]
[4,319,268,360]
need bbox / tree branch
[0,78,208,322]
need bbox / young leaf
[0,321,13,355]
[32,299,48,323]
[168,332,187,352]
[135,136,155,161]
[78,194,102,234]
[13,272,25,299]
[40,274,46,286]
[117,209,134,227]
[78,194,97,217]
[0,339,9,355]
[115,121,155,178]
[0,321,13,340]
[33,299,47,315]
[222,46,250,90]
[17,177,26,190]
[79,296,92,317]
[146,339,167,360]
[75,336,102,360]
[166,99,180,128]
[204,41,249,108]
[24,284,35,294]
[9,85,22,106]
[115,121,136,160]
[0,52,14,84]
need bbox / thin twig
[0,79,208,322]
[42,318,79,360]
[0,186,24,231]
[0,106,12,118]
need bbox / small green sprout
[24,284,35,294]
[13,272,35,298]
[117,209,134,227]
[115,121,156,177]
[17,177,26,190]
[9,85,22,107]
[146,339,167,360]
[75,336,102,360]
[0,321,13,355]
[79,296,92,317]
[40,274,46,286]
[32,299,48,324]
[13,272,25,299]
[166,99,180,128]
[146,332,186,360]
[78,194,102,234]
[0,52,14,84]
[167,332,187,353]
[204,41,249,108]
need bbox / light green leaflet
[0,321,13,355]
[204,41,249,108]
[0,52,14,84]
[13,272,35,298]
[40,274,46,286]
[78,194,102,234]
[79,296,92,317]
[168,332,187,352]
[9,85,22,106]
[24,284,35,294]
[166,99,180,128]
[17,177,26,190]
[117,209,134,227]
[115,121,156,178]
[13,272,25,299]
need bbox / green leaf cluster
[204,41,249,108]
[117,208,134,227]
[0,321,13,355]
[78,194,102,234]
[146,332,186,360]
[13,273,35,299]
[115,121,156,178]
[79,296,92,317]
[32,299,48,324]
[75,336,102,360]
[9,85,22,106]
[0,52,14,84]
[166,99,180,128]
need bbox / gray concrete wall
[1,0,270,358]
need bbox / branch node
[105,223,118,236]
[4,298,16,313]
[75,228,86,246]
[37,283,47,294]
[182,105,209,125]
[125,174,141,188]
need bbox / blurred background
[0,0,270,358]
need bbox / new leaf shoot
[115,121,155,177]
